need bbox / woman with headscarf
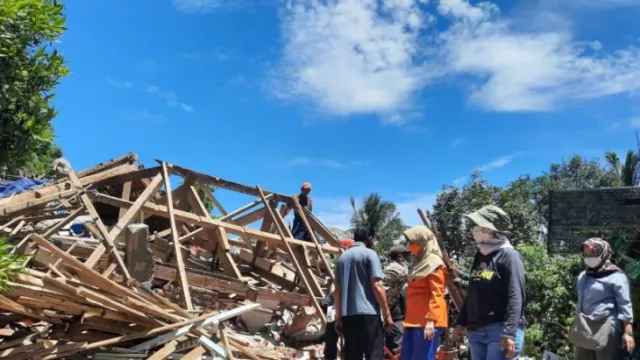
[570,237,635,359]
[401,226,448,360]
[452,205,525,360]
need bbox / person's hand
[623,333,636,354]
[335,318,342,334]
[501,337,516,358]
[424,320,435,340]
[452,325,465,343]
[384,315,394,331]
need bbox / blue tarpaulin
[0,178,50,198]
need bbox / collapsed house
[0,153,345,359]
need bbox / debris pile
[0,153,343,359]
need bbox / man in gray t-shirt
[335,225,393,360]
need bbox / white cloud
[395,193,437,226]
[274,0,640,116]
[451,138,466,147]
[476,152,522,172]
[172,0,227,13]
[145,86,194,112]
[280,156,370,169]
[276,0,432,116]
[311,198,354,230]
[122,109,167,124]
[105,77,133,88]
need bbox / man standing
[291,182,313,241]
[384,245,410,352]
[335,225,393,360]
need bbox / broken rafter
[161,162,193,310]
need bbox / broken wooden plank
[87,192,341,255]
[161,162,193,310]
[256,186,326,324]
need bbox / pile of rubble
[0,153,343,359]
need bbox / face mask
[584,257,601,268]
[409,243,421,256]
[472,226,493,243]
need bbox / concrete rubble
[0,153,344,359]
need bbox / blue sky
[52,0,640,229]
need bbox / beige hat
[301,182,312,190]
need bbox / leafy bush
[518,244,582,358]
[0,238,27,290]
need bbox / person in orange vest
[401,226,448,360]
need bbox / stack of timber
[0,153,345,359]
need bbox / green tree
[432,171,537,259]
[349,193,405,255]
[605,150,637,186]
[0,0,68,176]
[519,244,582,358]
[532,155,620,233]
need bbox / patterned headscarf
[582,237,621,278]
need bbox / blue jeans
[400,327,444,360]
[467,323,524,360]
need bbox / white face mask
[472,226,493,243]
[584,257,601,268]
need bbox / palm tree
[349,193,406,255]
[605,150,638,186]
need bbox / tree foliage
[605,150,638,187]
[349,193,406,255]
[0,0,68,176]
[432,155,625,357]
[0,238,27,290]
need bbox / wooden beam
[118,181,132,221]
[147,340,178,360]
[161,162,193,310]
[87,192,341,255]
[230,207,265,226]
[153,265,311,306]
[197,180,227,215]
[187,186,243,280]
[76,152,137,179]
[256,186,326,324]
[291,195,335,282]
[167,163,291,204]
[65,169,132,282]
[85,172,164,268]
[42,206,87,238]
[303,208,342,248]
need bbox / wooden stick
[161,162,193,310]
[85,172,163,268]
[65,170,132,282]
[256,186,326,324]
[197,180,227,216]
[147,340,178,360]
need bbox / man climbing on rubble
[50,149,72,179]
[290,182,313,241]
[383,245,410,353]
[334,225,394,360]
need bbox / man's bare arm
[371,278,392,323]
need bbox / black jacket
[455,247,525,339]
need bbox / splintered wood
[0,153,344,359]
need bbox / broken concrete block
[125,223,153,283]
